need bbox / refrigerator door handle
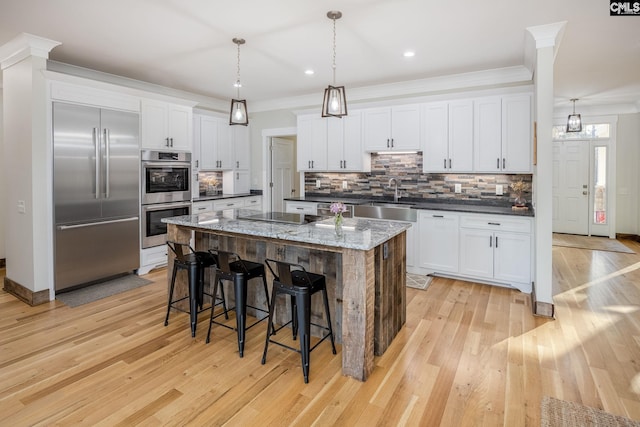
[57,216,139,230]
[104,128,110,198]
[93,127,100,199]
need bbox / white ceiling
[1,0,639,113]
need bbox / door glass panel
[593,146,607,225]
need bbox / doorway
[270,137,297,212]
[552,129,615,237]
[261,127,299,213]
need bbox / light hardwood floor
[1,239,639,426]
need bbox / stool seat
[206,250,271,357]
[164,241,227,337]
[262,259,336,383]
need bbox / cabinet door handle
[195,160,199,168]
[444,158,447,169]
[497,158,500,169]
[170,137,174,147]
[495,236,499,248]
[432,215,444,218]
[236,172,239,180]
[308,161,311,169]
[448,158,452,169]
[391,138,394,148]
[166,137,170,147]
[343,160,346,168]
[489,236,492,247]
[488,222,501,226]
[387,138,390,148]
[503,158,506,169]
[236,161,240,168]
[339,160,343,168]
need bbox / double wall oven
[141,150,191,248]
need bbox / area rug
[552,233,635,254]
[406,273,433,290]
[56,274,153,307]
[541,396,640,427]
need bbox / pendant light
[230,38,248,126]
[566,98,582,133]
[321,11,348,118]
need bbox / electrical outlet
[17,200,25,214]
[316,179,321,188]
[342,180,348,190]
[496,184,504,195]
[454,184,462,193]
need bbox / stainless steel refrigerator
[53,102,140,292]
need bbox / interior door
[270,137,295,212]
[552,140,589,234]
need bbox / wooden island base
[167,223,406,381]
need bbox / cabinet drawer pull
[488,222,501,226]
[296,207,304,210]
[432,215,444,218]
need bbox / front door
[552,140,590,234]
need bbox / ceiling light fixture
[403,51,415,58]
[230,37,248,126]
[566,98,582,133]
[321,10,347,118]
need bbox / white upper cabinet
[141,99,192,151]
[231,125,250,170]
[327,111,370,172]
[474,94,531,173]
[501,94,532,173]
[297,115,328,171]
[196,114,233,170]
[363,104,420,151]
[422,100,473,172]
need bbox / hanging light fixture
[322,11,348,118]
[566,98,582,132]
[230,37,248,126]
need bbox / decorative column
[525,22,567,317]
[0,33,60,304]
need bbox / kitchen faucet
[388,178,400,202]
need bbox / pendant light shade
[321,11,348,118]
[566,98,582,133]
[230,38,248,126]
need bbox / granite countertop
[162,209,412,251]
[193,193,255,202]
[285,196,535,217]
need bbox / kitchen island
[163,210,411,381]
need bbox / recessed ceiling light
[305,69,315,75]
[403,51,415,58]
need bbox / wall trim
[617,233,640,242]
[531,282,555,318]
[3,276,50,306]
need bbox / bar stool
[165,241,228,337]
[206,249,271,357]
[262,259,337,383]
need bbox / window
[552,124,610,140]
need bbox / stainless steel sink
[354,203,417,222]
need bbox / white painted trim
[0,33,60,70]
[526,22,567,54]
[261,127,297,212]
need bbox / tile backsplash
[198,171,223,196]
[304,153,532,203]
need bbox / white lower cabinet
[459,214,532,291]
[417,211,459,274]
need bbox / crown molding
[0,33,60,70]
[251,65,533,113]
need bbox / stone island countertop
[162,209,412,251]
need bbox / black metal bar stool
[165,241,228,337]
[262,259,337,383]
[206,249,271,357]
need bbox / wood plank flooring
[1,238,639,425]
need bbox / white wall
[0,88,5,261]
[616,113,640,235]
